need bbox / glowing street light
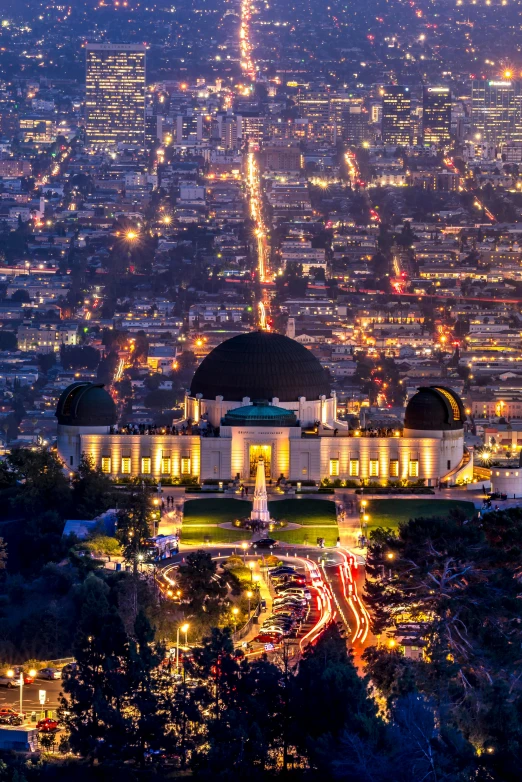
[176,622,190,672]
[246,590,253,618]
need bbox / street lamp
[248,560,255,583]
[152,497,160,537]
[176,622,190,672]
[232,607,239,633]
[246,590,253,619]
[387,552,394,580]
[241,542,248,563]
[6,670,26,718]
[252,573,261,589]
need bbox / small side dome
[56,382,117,427]
[404,386,465,431]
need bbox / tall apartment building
[343,106,370,145]
[297,92,333,143]
[381,86,412,145]
[423,86,451,146]
[86,43,146,148]
[260,143,302,172]
[330,94,357,143]
[471,79,521,144]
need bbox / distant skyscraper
[86,43,146,148]
[471,79,521,144]
[297,92,333,142]
[343,106,370,145]
[423,86,451,146]
[381,86,412,145]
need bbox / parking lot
[0,679,61,715]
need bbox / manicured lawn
[181,497,339,547]
[268,499,337,526]
[183,498,252,525]
[365,499,476,534]
[180,526,251,545]
[270,526,340,548]
[181,498,252,545]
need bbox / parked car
[0,714,23,726]
[38,668,61,681]
[274,582,308,594]
[253,633,283,644]
[262,618,294,630]
[269,567,296,577]
[0,707,24,717]
[251,538,278,549]
[0,675,21,689]
[273,575,306,587]
[273,595,308,608]
[277,587,312,601]
[273,608,305,619]
[12,667,36,684]
[37,718,59,732]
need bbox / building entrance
[249,445,271,478]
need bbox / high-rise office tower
[471,79,521,144]
[423,86,451,146]
[330,94,356,143]
[297,92,333,143]
[343,106,370,145]
[381,86,412,145]
[86,43,146,148]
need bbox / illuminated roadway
[159,544,372,660]
[240,2,272,330]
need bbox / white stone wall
[57,423,112,471]
[491,466,522,498]
[77,434,201,479]
[404,427,465,479]
[59,423,462,486]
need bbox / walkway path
[236,565,273,646]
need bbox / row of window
[329,458,419,478]
[100,456,191,475]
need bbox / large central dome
[190,332,331,402]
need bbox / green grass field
[181,497,339,546]
[268,498,337,526]
[180,526,251,545]
[182,498,252,525]
[364,499,476,534]
[268,499,339,547]
[269,527,339,548]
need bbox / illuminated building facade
[56,334,469,486]
[86,43,146,148]
[297,92,333,143]
[382,86,412,145]
[423,86,451,146]
[471,80,521,144]
[19,117,56,145]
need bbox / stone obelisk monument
[251,457,271,523]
